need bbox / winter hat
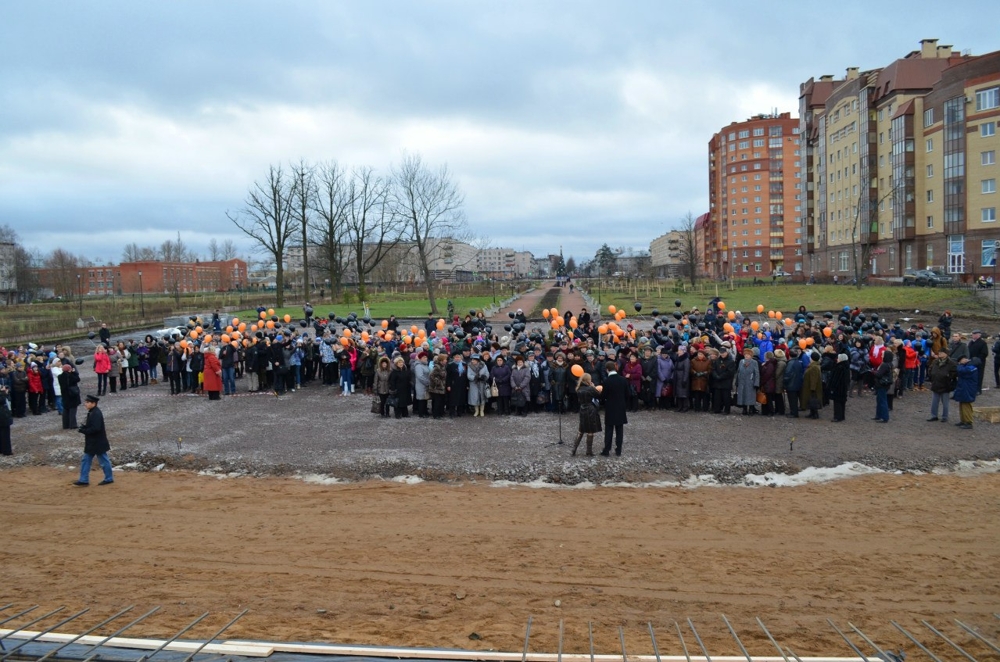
[837,353,848,362]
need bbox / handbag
[371,396,381,414]
[387,395,398,408]
[808,396,821,410]
[536,390,549,405]
[659,383,673,398]
[490,380,499,398]
[756,391,768,405]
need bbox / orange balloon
[203,334,212,343]
[598,324,608,334]
[614,328,625,337]
[381,320,389,329]
[717,301,726,310]
[195,326,203,334]
[221,334,230,343]
[238,323,247,332]
[189,329,198,338]
[723,323,734,333]
[267,308,275,316]
[798,339,808,349]
[361,331,370,342]
[595,385,603,393]
[785,318,794,326]
[436,319,445,330]
[180,340,188,349]
[775,311,782,320]
[551,320,559,329]
[550,308,559,318]
[385,331,394,340]
[266,320,275,329]
[757,305,764,314]
[616,310,626,320]
[410,325,419,334]
[569,317,578,329]
[250,324,257,332]
[242,340,249,347]
[231,340,238,348]
[750,321,759,331]
[608,305,617,314]
[283,314,291,323]
[727,311,736,321]
[377,330,385,338]
[343,329,352,338]
[340,337,349,346]
[231,317,239,326]
[806,337,815,346]
[767,311,775,319]
[542,309,550,319]
[571,364,584,378]
[823,327,833,337]
[259,311,267,320]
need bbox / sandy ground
[2,467,999,659]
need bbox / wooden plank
[0,630,272,657]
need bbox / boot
[585,434,594,456]
[572,432,583,456]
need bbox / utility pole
[138,270,146,318]
[76,273,83,318]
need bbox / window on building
[926,138,933,152]
[927,164,934,177]
[984,240,999,267]
[984,179,997,194]
[927,190,934,202]
[948,235,965,274]
[924,108,934,127]
[754,250,762,257]
[738,130,749,139]
[982,122,996,137]
[984,207,997,222]
[927,215,934,228]
[753,127,764,137]
[739,140,749,149]
[984,151,997,166]
[975,87,1000,111]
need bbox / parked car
[902,269,953,287]
[772,270,793,279]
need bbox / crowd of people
[1,299,998,459]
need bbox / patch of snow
[390,475,424,484]
[933,459,1000,476]
[297,473,345,485]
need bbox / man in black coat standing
[74,395,114,486]
[600,361,629,456]
[967,330,989,394]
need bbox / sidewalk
[489,281,593,322]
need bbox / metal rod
[557,620,563,662]
[686,619,711,662]
[785,647,805,662]
[647,623,661,662]
[673,621,692,662]
[588,622,594,662]
[81,607,161,662]
[521,616,532,662]
[847,622,889,660]
[954,619,1000,656]
[1,609,89,661]
[618,626,627,662]
[720,614,751,662]
[0,607,66,642]
[0,607,39,630]
[755,618,790,662]
[136,612,209,662]
[36,606,135,662]
[826,619,870,661]
[921,620,978,662]
[180,609,249,662]
[890,620,944,662]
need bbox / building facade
[35,259,248,297]
[800,39,1000,281]
[707,112,802,279]
[650,230,684,278]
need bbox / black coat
[828,361,851,401]
[446,361,468,407]
[600,372,629,426]
[388,367,412,407]
[78,405,110,455]
[58,370,82,408]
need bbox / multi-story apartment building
[707,112,802,279]
[799,39,1000,281]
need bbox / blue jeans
[222,367,236,395]
[930,391,950,420]
[292,364,301,388]
[340,368,353,392]
[79,452,113,483]
[875,387,889,421]
[55,395,63,415]
[150,364,158,380]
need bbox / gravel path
[4,365,998,484]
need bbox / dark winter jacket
[952,362,978,403]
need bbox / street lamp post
[76,274,83,317]
[138,270,145,318]
[491,278,496,305]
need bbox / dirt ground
[2,467,999,659]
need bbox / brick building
[36,259,247,297]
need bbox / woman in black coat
[828,353,851,422]
[445,353,468,417]
[388,356,411,418]
[490,356,512,415]
[57,364,82,429]
[573,373,601,456]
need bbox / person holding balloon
[571,368,600,456]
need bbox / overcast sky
[1,1,996,266]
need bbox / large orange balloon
[598,324,608,334]
[757,305,764,314]
[798,339,808,349]
[727,311,736,321]
[806,337,815,346]
[267,308,275,316]
[614,328,625,337]
[250,324,257,332]
[550,308,559,318]
[767,311,775,319]
[238,323,247,332]
[343,329,352,338]
[225,325,233,334]
[189,329,198,338]
[436,319,445,330]
[180,340,188,349]
[717,301,726,310]
[340,337,349,346]
[608,305,617,314]
[385,331,394,340]
[202,334,212,343]
[283,314,291,323]
[723,323,734,333]
[785,318,794,326]
[259,311,267,320]
[381,319,389,329]
[750,321,759,331]
[542,309,550,319]
[775,311,782,320]
[361,331,370,342]
[195,326,203,334]
[410,325,418,334]
[571,364,584,378]
[616,310,626,320]
[221,334,231,343]
[551,320,559,329]
[569,317,578,329]
[266,320,275,329]
[823,327,833,337]
[231,317,239,326]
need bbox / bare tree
[207,238,221,261]
[848,184,901,290]
[220,239,239,261]
[343,166,403,301]
[123,242,142,263]
[43,248,81,299]
[310,161,350,299]
[392,154,466,314]
[159,232,192,263]
[290,159,316,295]
[227,165,296,306]
[0,224,39,303]
[676,211,699,286]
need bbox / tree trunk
[417,241,438,314]
[275,261,285,307]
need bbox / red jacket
[28,370,43,393]
[623,360,643,390]
[94,352,112,374]
[903,345,918,370]
[869,344,885,368]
